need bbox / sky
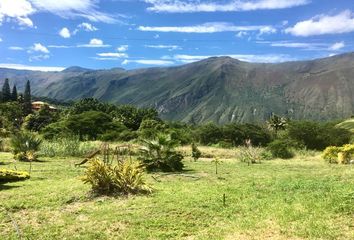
[0,0,354,71]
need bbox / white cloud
[122,59,174,66]
[29,43,49,53]
[117,45,129,52]
[145,0,309,13]
[0,37,2,42]
[145,45,181,51]
[29,0,117,23]
[260,40,345,51]
[168,54,294,63]
[59,27,71,38]
[97,52,128,58]
[0,0,118,28]
[236,31,248,38]
[138,22,276,34]
[77,38,110,48]
[0,63,64,71]
[48,45,73,48]
[77,22,98,31]
[329,41,345,51]
[285,10,354,36]
[259,26,277,35]
[9,46,24,51]
[29,54,50,62]
[0,0,35,27]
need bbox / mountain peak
[62,66,92,72]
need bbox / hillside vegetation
[1,53,354,123]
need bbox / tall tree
[23,80,32,116]
[2,78,11,102]
[11,85,18,101]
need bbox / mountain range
[1,53,354,124]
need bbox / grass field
[1,148,354,240]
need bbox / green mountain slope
[1,53,354,123]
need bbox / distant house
[31,101,57,112]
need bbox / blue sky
[0,0,354,71]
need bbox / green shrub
[237,146,264,164]
[287,121,351,150]
[267,140,294,159]
[81,158,151,195]
[322,146,341,164]
[323,144,354,164]
[0,169,30,183]
[99,129,138,142]
[10,131,41,161]
[39,137,97,157]
[191,143,201,161]
[139,134,184,172]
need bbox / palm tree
[139,134,183,172]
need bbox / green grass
[1,149,354,240]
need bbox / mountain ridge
[1,53,354,124]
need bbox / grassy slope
[0,149,354,240]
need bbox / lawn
[1,149,353,240]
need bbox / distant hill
[1,53,354,124]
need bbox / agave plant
[139,134,184,172]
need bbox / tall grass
[39,137,98,157]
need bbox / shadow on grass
[0,184,21,190]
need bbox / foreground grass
[0,149,353,240]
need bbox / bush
[191,143,201,161]
[39,137,97,157]
[236,145,265,164]
[322,146,341,164]
[139,134,184,172]
[287,121,351,150]
[196,122,223,145]
[99,129,138,142]
[267,140,294,159]
[81,158,151,195]
[10,132,41,161]
[323,144,354,164]
[0,169,30,183]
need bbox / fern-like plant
[139,134,184,172]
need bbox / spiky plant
[10,131,41,161]
[81,158,151,195]
[267,114,287,136]
[139,134,184,172]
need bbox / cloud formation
[59,27,71,38]
[0,63,65,71]
[122,59,174,66]
[285,10,354,36]
[29,43,49,53]
[145,0,309,13]
[78,38,111,48]
[145,45,182,51]
[166,54,295,63]
[138,22,276,34]
[0,0,118,28]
